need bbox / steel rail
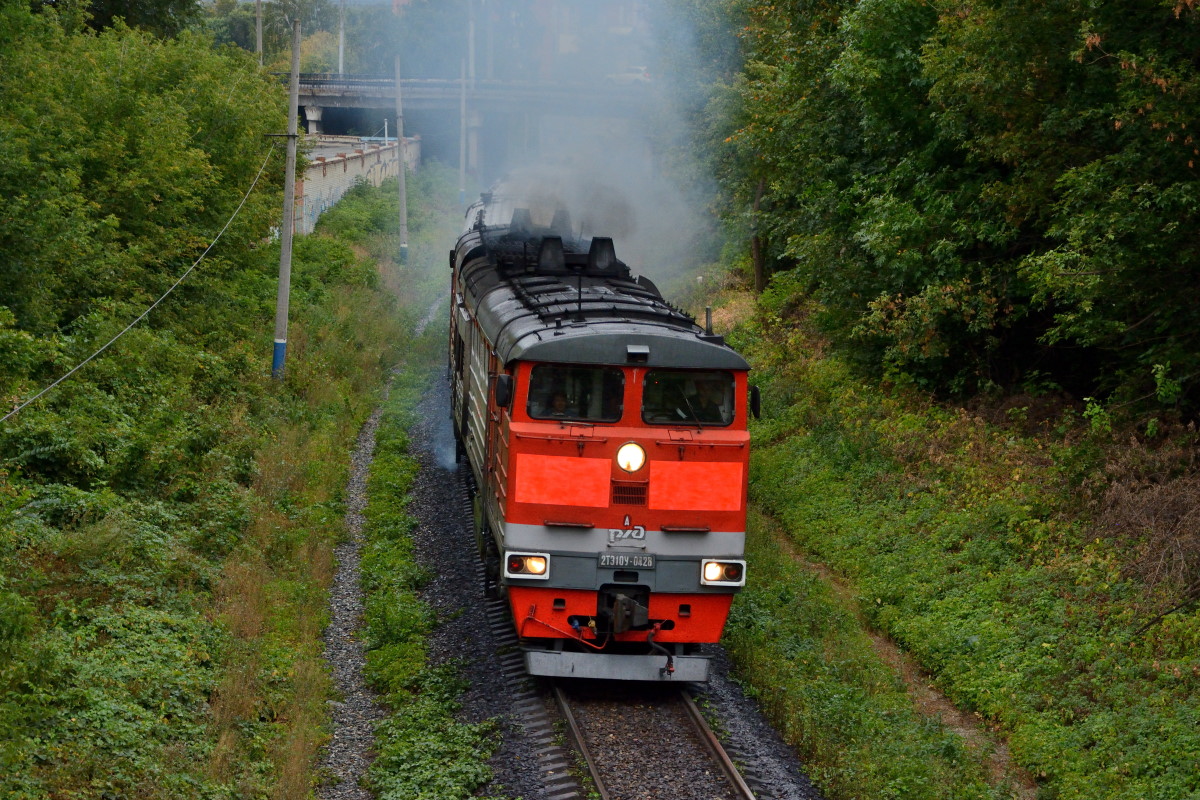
[679,690,758,800]
[552,683,611,800]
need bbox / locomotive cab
[450,193,752,681]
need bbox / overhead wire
[1,147,276,425]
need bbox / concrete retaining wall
[294,135,421,235]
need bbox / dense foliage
[86,0,202,36]
[695,0,1200,412]
[206,0,342,71]
[653,3,1200,796]
[0,7,417,796]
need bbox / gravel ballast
[317,404,389,800]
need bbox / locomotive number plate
[599,553,655,569]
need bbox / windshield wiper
[677,390,703,429]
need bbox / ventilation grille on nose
[611,481,647,506]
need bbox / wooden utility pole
[256,0,262,65]
[273,19,301,379]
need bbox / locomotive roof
[454,212,749,371]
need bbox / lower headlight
[504,552,551,580]
[700,559,746,586]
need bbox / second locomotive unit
[449,187,757,681]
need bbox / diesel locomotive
[449,187,757,681]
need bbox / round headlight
[616,442,646,473]
[525,556,548,575]
[703,561,725,582]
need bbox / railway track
[554,681,756,800]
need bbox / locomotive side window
[527,364,624,422]
[642,370,734,426]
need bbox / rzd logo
[608,514,646,545]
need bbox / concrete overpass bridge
[295,73,654,182]
[298,74,651,116]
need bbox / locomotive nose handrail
[514,432,610,443]
[652,439,746,448]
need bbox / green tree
[0,18,284,337]
[85,0,202,36]
[694,0,1200,407]
[206,0,335,67]
[924,0,1200,403]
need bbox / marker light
[504,552,551,580]
[616,442,647,473]
[701,559,747,587]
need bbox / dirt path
[316,298,445,800]
[316,401,388,800]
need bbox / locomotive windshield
[642,370,734,426]
[527,363,624,422]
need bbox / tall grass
[356,359,497,800]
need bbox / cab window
[642,370,733,426]
[527,364,624,422]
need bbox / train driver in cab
[548,391,571,416]
[694,377,728,424]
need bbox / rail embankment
[0,191,409,797]
[719,294,1199,800]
